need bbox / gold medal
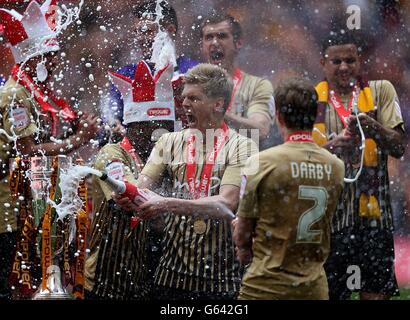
[193,219,207,234]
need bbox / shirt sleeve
[245,78,274,121]
[221,135,259,187]
[376,80,404,131]
[93,145,137,200]
[237,156,273,219]
[140,134,168,184]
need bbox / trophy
[30,156,74,300]
[9,155,90,300]
[33,265,73,300]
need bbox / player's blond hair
[184,63,233,112]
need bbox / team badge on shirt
[105,160,125,180]
[10,106,30,130]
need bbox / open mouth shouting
[210,50,224,65]
[185,112,197,127]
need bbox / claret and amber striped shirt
[322,80,404,232]
[142,129,258,293]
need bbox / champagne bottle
[99,173,153,206]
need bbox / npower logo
[147,108,171,116]
[289,133,311,141]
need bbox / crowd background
[0,0,409,285]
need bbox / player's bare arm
[347,114,405,158]
[233,217,255,266]
[322,132,360,157]
[137,184,238,221]
[16,113,99,156]
[224,112,271,140]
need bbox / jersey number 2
[296,186,328,244]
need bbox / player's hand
[235,246,253,266]
[111,192,139,212]
[324,132,360,157]
[137,193,169,220]
[346,113,380,139]
[231,217,238,230]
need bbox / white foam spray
[5,0,85,154]
[53,165,101,221]
[150,0,177,70]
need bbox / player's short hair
[274,78,318,131]
[132,0,178,32]
[199,12,242,43]
[321,30,360,57]
[184,63,233,113]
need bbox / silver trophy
[32,265,74,300]
[28,156,73,300]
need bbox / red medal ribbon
[287,131,314,143]
[186,122,229,199]
[11,64,77,136]
[120,137,144,171]
[328,85,358,127]
[226,68,243,113]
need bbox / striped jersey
[141,128,258,293]
[323,80,404,232]
[85,143,148,299]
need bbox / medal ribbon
[186,122,229,199]
[226,68,243,114]
[328,85,358,127]
[119,137,144,171]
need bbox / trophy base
[32,265,74,300]
[33,290,74,300]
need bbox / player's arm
[233,217,255,266]
[224,112,271,140]
[322,132,359,157]
[17,113,99,156]
[225,79,273,140]
[135,184,238,221]
[346,81,405,158]
[347,115,405,158]
[232,152,268,265]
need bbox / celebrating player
[234,78,345,300]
